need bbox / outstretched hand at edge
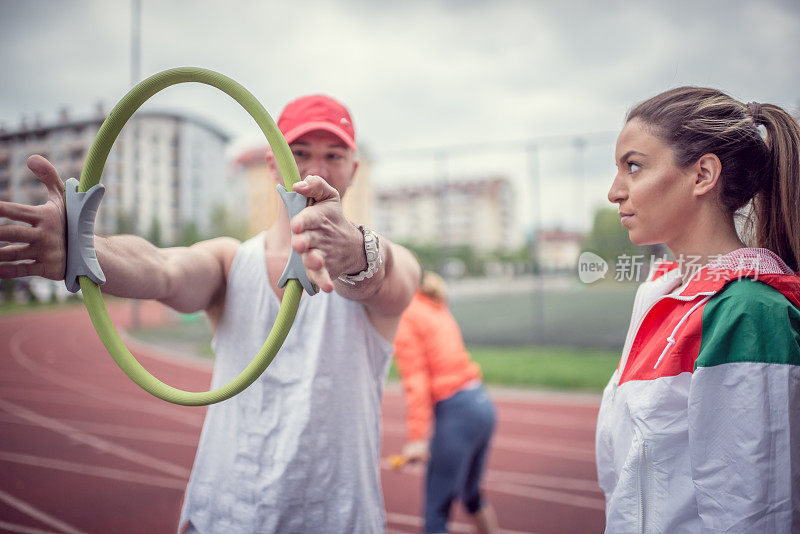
[0,155,67,280]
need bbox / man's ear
[265,148,282,184]
[346,159,360,189]
[692,153,722,198]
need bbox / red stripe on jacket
[618,265,800,385]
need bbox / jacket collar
[654,248,800,306]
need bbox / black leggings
[424,385,496,533]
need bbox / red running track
[0,302,606,533]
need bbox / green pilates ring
[77,67,303,406]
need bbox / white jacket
[596,249,800,533]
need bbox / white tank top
[180,232,394,533]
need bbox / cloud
[2,0,798,230]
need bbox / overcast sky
[2,0,798,231]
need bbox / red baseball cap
[277,94,357,150]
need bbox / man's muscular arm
[96,235,238,313]
[0,155,235,316]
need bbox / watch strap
[338,226,382,285]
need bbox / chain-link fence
[370,132,651,350]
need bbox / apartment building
[0,107,229,245]
[230,146,374,237]
[374,177,521,252]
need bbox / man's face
[288,130,358,197]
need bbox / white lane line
[494,409,599,429]
[486,470,601,493]
[2,377,594,450]
[382,465,604,508]
[380,382,601,408]
[491,481,606,511]
[0,489,88,534]
[0,450,186,490]
[380,409,597,437]
[0,386,177,414]
[8,330,204,428]
[392,474,604,512]
[381,408,597,432]
[0,412,199,447]
[382,421,596,462]
[381,460,601,494]
[0,370,42,383]
[386,512,535,534]
[0,521,62,534]
[0,398,189,478]
[494,435,595,462]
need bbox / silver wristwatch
[338,226,382,285]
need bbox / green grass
[389,345,619,392]
[126,318,620,392]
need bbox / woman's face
[608,118,697,246]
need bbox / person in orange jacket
[394,271,497,534]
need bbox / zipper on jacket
[612,290,717,401]
[612,294,669,402]
[639,440,649,534]
[653,293,713,369]
[613,298,661,402]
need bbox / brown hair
[420,271,447,302]
[627,87,800,271]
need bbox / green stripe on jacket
[696,278,800,368]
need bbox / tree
[115,208,134,235]
[400,242,496,278]
[0,279,14,302]
[148,216,163,248]
[399,242,441,272]
[449,245,483,276]
[210,204,248,241]
[582,207,665,266]
[178,221,204,246]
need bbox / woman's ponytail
[754,105,800,272]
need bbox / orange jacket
[393,292,482,441]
